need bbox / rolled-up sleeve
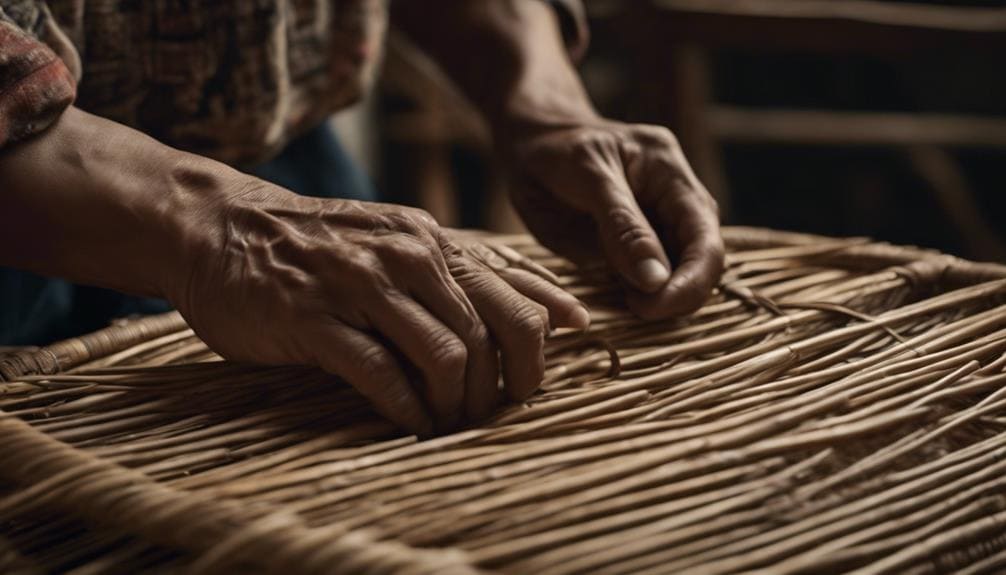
[545,0,590,62]
[0,10,75,150]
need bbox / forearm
[0,107,233,298]
[392,0,598,141]
[396,3,723,319]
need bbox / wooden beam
[710,107,1006,148]
[643,0,1006,54]
[666,45,733,221]
[655,0,1006,33]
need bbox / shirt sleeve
[0,7,76,150]
[544,0,590,62]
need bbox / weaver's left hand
[509,120,725,319]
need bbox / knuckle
[658,127,681,150]
[344,248,378,276]
[368,376,414,410]
[353,347,423,410]
[464,269,505,297]
[392,237,438,269]
[347,250,392,286]
[391,207,439,233]
[569,134,600,162]
[473,275,510,305]
[605,206,652,247]
[369,213,396,231]
[429,337,468,378]
[639,125,680,150]
[617,224,651,248]
[357,345,397,382]
[510,304,546,343]
[654,187,688,219]
[463,319,492,351]
[438,237,465,262]
[407,206,437,224]
[445,256,475,281]
[562,131,620,171]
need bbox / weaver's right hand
[170,177,590,436]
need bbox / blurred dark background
[343,0,1006,262]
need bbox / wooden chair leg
[907,145,1006,263]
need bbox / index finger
[628,191,724,319]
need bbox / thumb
[591,179,671,293]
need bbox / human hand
[170,178,589,435]
[508,121,725,319]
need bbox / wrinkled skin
[391,1,725,322]
[173,180,589,435]
[509,121,725,320]
[0,0,727,437]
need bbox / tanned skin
[0,1,722,434]
[394,1,724,317]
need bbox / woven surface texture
[2,226,1006,574]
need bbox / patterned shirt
[0,0,587,167]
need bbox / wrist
[152,154,248,302]
[497,80,600,147]
[65,113,243,301]
[0,107,236,300]
[478,3,600,148]
[393,0,600,147]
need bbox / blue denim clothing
[252,120,375,203]
[0,122,375,345]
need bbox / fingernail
[568,305,591,330]
[635,258,670,292]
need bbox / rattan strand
[1,226,1005,574]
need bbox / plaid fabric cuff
[0,10,75,149]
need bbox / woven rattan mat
[2,226,1006,574]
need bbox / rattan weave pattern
[2,227,1005,574]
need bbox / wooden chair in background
[603,0,1006,260]
[376,1,1006,258]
